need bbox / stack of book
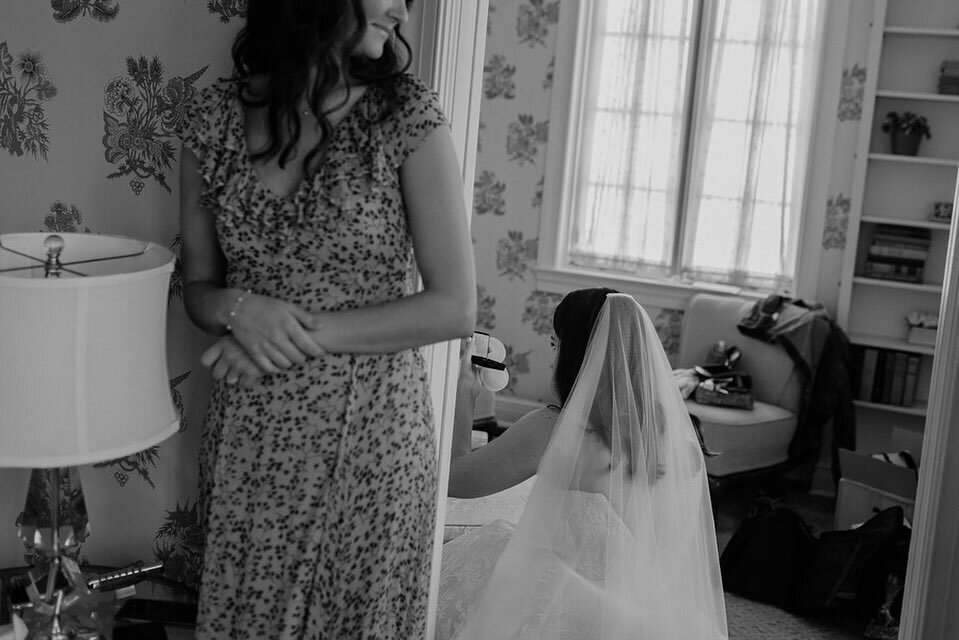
[940,60,959,95]
[854,347,921,407]
[864,224,930,283]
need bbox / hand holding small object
[469,332,509,392]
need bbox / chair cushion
[687,398,798,477]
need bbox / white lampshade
[0,232,179,468]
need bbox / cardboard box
[834,429,922,530]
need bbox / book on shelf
[868,244,929,261]
[871,350,888,403]
[855,348,922,407]
[889,352,908,405]
[873,224,931,240]
[858,347,879,401]
[881,351,898,404]
[871,233,931,247]
[864,225,931,283]
[863,258,924,282]
[902,354,921,407]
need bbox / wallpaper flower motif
[497,230,537,281]
[474,169,507,216]
[522,290,562,335]
[0,43,57,160]
[543,58,554,91]
[517,0,560,47]
[501,344,532,395]
[477,119,486,154]
[653,308,684,365]
[102,57,207,195]
[476,285,497,331]
[823,193,851,250]
[507,113,548,165]
[169,371,191,434]
[51,0,119,23]
[44,201,90,233]
[169,233,184,302]
[483,54,517,100]
[531,175,544,211]
[93,372,191,487]
[154,499,203,589]
[838,64,866,122]
[207,0,247,23]
[94,447,162,488]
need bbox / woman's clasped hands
[201,290,326,386]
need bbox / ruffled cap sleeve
[175,79,235,162]
[386,74,449,165]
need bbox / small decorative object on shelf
[864,224,930,283]
[906,310,938,346]
[939,60,959,96]
[880,111,931,156]
[931,201,953,222]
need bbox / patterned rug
[725,591,863,639]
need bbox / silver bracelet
[225,288,252,332]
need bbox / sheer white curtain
[570,0,696,275]
[569,0,826,290]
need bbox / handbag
[692,341,754,409]
[693,373,754,409]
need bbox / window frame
[536,0,849,308]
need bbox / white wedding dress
[436,295,728,640]
[437,491,633,640]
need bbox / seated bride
[436,288,728,640]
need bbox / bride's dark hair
[231,0,414,173]
[551,287,620,406]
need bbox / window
[541,0,827,293]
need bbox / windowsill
[534,266,770,310]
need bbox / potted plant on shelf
[881,111,932,156]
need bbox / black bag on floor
[791,506,910,617]
[720,503,817,609]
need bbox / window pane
[569,0,698,275]
[683,0,822,288]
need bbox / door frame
[409,3,489,639]
[413,2,959,638]
[899,176,959,639]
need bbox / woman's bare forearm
[309,288,475,354]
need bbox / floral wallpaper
[0,0,876,586]
[0,44,57,159]
[818,1,875,287]
[102,57,208,195]
[471,0,872,404]
[51,0,120,23]
[0,0,242,587]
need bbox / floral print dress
[177,73,447,640]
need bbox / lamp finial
[43,234,64,278]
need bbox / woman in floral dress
[176,1,475,638]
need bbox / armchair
[677,293,803,495]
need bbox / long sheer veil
[455,294,727,639]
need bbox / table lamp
[0,233,179,639]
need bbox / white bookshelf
[837,0,959,427]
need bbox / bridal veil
[454,293,727,639]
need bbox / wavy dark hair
[551,287,620,407]
[231,0,414,173]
